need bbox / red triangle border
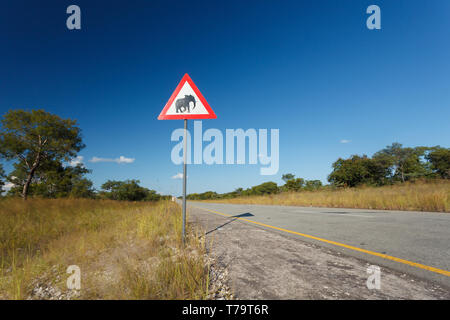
[158,74,217,120]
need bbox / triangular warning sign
[158,74,217,120]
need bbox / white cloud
[171,173,184,179]
[3,181,14,192]
[69,155,84,166]
[116,156,135,164]
[340,139,351,144]
[89,156,135,164]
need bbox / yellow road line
[191,205,450,277]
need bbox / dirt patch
[189,207,450,300]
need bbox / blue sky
[1,0,449,196]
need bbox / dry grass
[0,198,209,299]
[205,180,450,212]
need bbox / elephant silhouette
[175,95,196,113]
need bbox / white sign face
[164,81,210,115]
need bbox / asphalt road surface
[187,201,450,290]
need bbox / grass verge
[0,199,209,299]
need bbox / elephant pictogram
[175,95,196,113]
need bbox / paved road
[188,201,450,288]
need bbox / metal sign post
[158,73,217,245]
[182,119,188,243]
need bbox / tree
[70,176,96,198]
[426,147,450,179]
[282,173,295,184]
[6,159,95,198]
[373,143,430,182]
[100,179,159,201]
[145,189,163,201]
[0,163,5,194]
[0,110,84,200]
[328,155,378,187]
[284,178,304,192]
[304,180,322,191]
[186,191,219,200]
[250,181,278,195]
[234,187,244,196]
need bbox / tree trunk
[398,163,405,183]
[22,173,32,200]
[22,161,39,201]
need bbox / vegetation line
[186,142,449,213]
[201,180,449,212]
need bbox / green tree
[250,181,278,195]
[145,189,162,201]
[282,173,295,184]
[0,110,84,199]
[426,147,450,179]
[234,187,244,196]
[328,155,376,187]
[70,176,96,198]
[284,178,305,192]
[304,180,323,191]
[101,179,157,201]
[373,143,430,182]
[186,191,219,200]
[6,159,95,198]
[366,154,394,185]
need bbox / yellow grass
[205,180,450,212]
[0,199,209,299]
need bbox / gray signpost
[182,119,187,242]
